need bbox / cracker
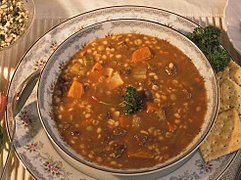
[219,78,241,113]
[217,60,241,86]
[200,108,241,161]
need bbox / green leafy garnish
[187,25,230,72]
[120,86,144,115]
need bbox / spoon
[0,69,41,179]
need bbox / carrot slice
[119,115,131,128]
[146,102,158,113]
[132,47,152,63]
[67,80,83,98]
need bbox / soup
[52,33,207,169]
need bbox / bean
[152,85,159,91]
[85,113,91,118]
[98,45,105,51]
[161,95,167,100]
[115,54,122,59]
[68,107,73,112]
[96,127,102,133]
[148,127,155,133]
[170,93,177,101]
[59,105,64,111]
[169,63,174,69]
[86,49,92,54]
[174,113,181,118]
[79,144,85,149]
[88,154,94,159]
[70,140,76,144]
[134,39,142,45]
[108,119,115,126]
[174,119,181,124]
[114,121,119,127]
[155,92,161,98]
[86,125,93,131]
[102,55,107,59]
[196,106,201,111]
[110,161,117,166]
[154,98,161,103]
[140,130,149,135]
[92,119,99,125]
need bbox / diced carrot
[132,47,152,63]
[103,67,114,82]
[146,102,158,113]
[91,62,103,73]
[119,115,131,128]
[127,150,152,159]
[166,121,175,133]
[67,80,83,98]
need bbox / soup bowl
[37,19,219,179]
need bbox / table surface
[0,0,241,179]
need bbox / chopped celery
[83,55,94,66]
[133,68,147,79]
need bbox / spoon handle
[0,69,40,179]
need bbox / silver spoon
[0,69,41,179]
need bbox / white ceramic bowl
[37,19,219,179]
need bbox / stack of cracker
[200,60,241,161]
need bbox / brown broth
[53,33,207,169]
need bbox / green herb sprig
[187,25,230,72]
[120,86,144,115]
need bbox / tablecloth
[0,0,241,179]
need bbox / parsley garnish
[121,86,144,115]
[187,25,230,72]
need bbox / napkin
[0,92,6,120]
[34,0,227,19]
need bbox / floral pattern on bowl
[6,6,236,180]
[38,19,218,179]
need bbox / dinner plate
[223,0,241,55]
[6,6,237,180]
